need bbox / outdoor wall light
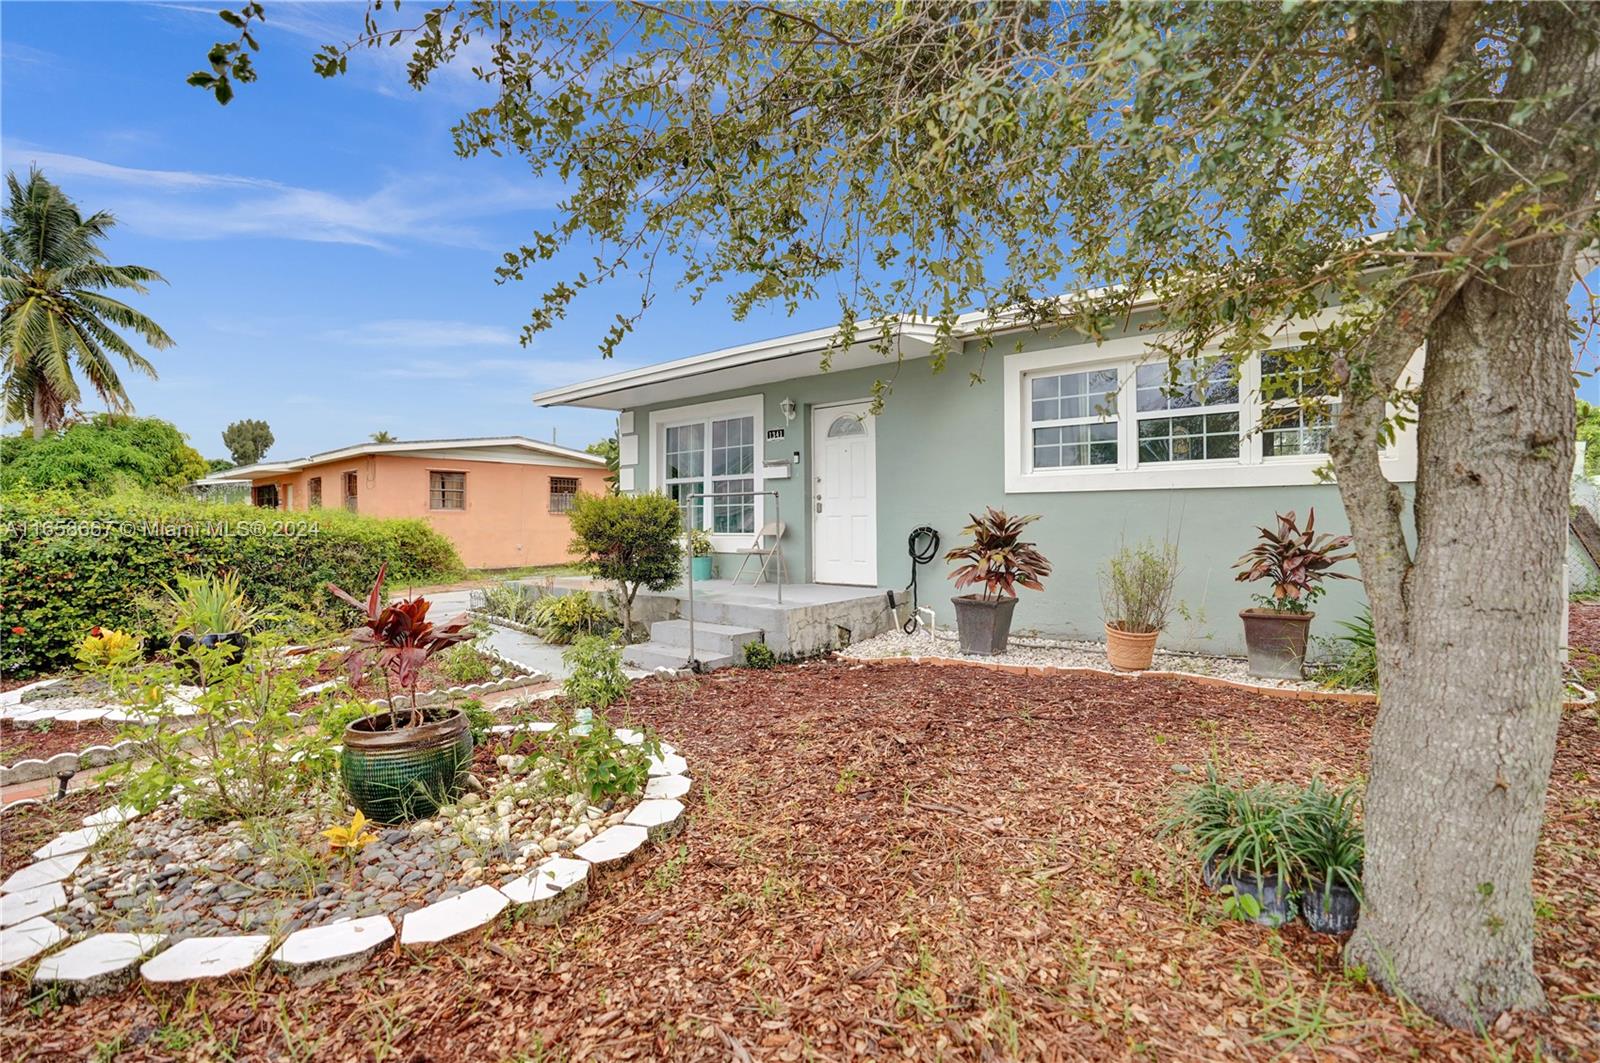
[780,397,798,423]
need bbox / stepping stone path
[643,774,692,801]
[400,885,510,947]
[0,882,66,928]
[574,824,649,872]
[500,857,590,925]
[624,799,687,842]
[271,916,394,986]
[33,933,166,1000]
[141,935,271,983]
[1,917,68,972]
[1,716,692,995]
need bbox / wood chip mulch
[2,661,1596,1061]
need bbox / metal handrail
[681,488,783,669]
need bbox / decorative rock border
[851,654,1599,710]
[0,718,693,999]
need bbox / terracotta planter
[1104,623,1159,671]
[341,707,472,823]
[1239,609,1314,679]
[951,595,1019,655]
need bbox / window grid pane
[429,471,465,510]
[1028,368,1119,470]
[1134,358,1240,464]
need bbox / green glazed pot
[341,707,472,823]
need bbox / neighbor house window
[1260,352,1337,458]
[308,476,322,508]
[429,471,465,510]
[342,471,358,512]
[661,413,757,534]
[1134,358,1241,463]
[1028,368,1119,470]
[549,476,579,513]
[253,484,279,509]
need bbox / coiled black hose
[903,525,941,634]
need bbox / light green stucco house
[535,306,1419,655]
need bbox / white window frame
[1003,327,1419,493]
[647,394,764,550]
[1132,357,1245,467]
[1027,365,1122,472]
[1257,351,1340,462]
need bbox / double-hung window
[1029,368,1119,470]
[1134,359,1241,463]
[1259,352,1337,458]
[663,413,758,535]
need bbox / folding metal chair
[731,521,787,585]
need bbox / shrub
[562,635,629,714]
[0,488,462,676]
[1164,764,1295,884]
[743,641,777,669]
[439,643,494,685]
[0,416,208,495]
[1100,540,1179,634]
[532,592,615,644]
[156,571,262,637]
[1285,779,1364,900]
[1319,607,1379,691]
[479,580,538,625]
[567,491,683,641]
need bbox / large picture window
[662,413,757,535]
[1134,359,1241,463]
[1028,368,1119,470]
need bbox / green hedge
[0,489,464,677]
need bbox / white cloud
[323,319,520,349]
[4,144,562,251]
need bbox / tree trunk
[1345,254,1572,1027]
[31,388,45,440]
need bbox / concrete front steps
[621,618,764,672]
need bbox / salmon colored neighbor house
[199,437,610,570]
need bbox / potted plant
[328,564,476,823]
[687,527,714,581]
[160,572,260,676]
[1287,780,1364,934]
[944,508,1052,656]
[1233,509,1354,679]
[1099,540,1179,671]
[1167,765,1297,927]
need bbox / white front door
[812,401,877,585]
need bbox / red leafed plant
[1233,509,1356,614]
[945,508,1053,601]
[327,563,473,725]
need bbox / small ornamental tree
[222,418,273,465]
[566,491,683,642]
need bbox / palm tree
[1,169,173,438]
[370,430,396,443]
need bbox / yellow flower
[322,810,379,856]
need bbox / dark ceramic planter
[1206,859,1296,928]
[951,595,1020,656]
[1239,609,1314,680]
[341,707,472,823]
[1302,878,1361,934]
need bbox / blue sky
[0,1,836,462]
[3,3,1597,464]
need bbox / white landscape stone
[647,752,689,777]
[624,799,687,842]
[1,916,67,972]
[500,857,590,925]
[32,824,110,860]
[643,774,692,801]
[141,935,271,984]
[400,886,509,947]
[33,933,166,999]
[574,824,649,872]
[271,916,394,986]
[55,707,112,723]
[83,804,141,827]
[8,705,66,722]
[614,727,645,746]
[2,852,88,894]
[0,882,66,928]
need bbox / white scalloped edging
[1,719,691,996]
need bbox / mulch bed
[0,719,123,766]
[0,787,110,878]
[3,660,1595,1061]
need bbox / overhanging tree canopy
[199,0,1600,1028]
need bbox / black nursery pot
[1302,879,1360,934]
[1217,868,1297,928]
[174,632,249,678]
